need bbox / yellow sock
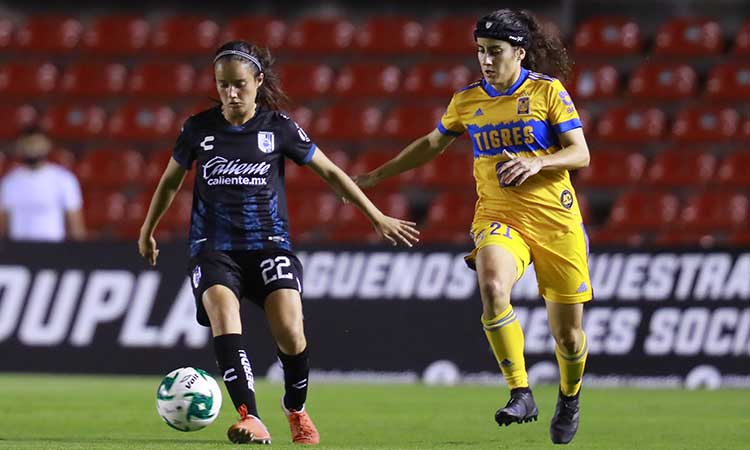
[555,331,588,397]
[482,305,528,390]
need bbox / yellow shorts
[465,220,592,304]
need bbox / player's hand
[496,150,543,187]
[138,232,160,266]
[373,214,420,247]
[352,172,379,190]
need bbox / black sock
[213,333,260,419]
[278,347,310,411]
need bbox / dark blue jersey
[171,106,316,256]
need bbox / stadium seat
[287,105,314,132]
[577,193,592,224]
[59,62,127,98]
[679,191,749,230]
[646,149,716,187]
[717,151,750,186]
[728,230,750,245]
[275,63,335,101]
[193,65,217,98]
[286,18,355,53]
[596,106,666,143]
[575,150,646,187]
[573,16,642,56]
[653,231,718,248]
[733,20,750,55]
[671,105,739,142]
[158,190,193,235]
[654,18,723,56]
[287,191,339,231]
[588,228,645,247]
[127,62,196,98]
[82,15,150,55]
[150,16,220,55]
[223,16,288,50]
[286,148,349,191]
[706,63,750,100]
[48,147,76,170]
[41,104,107,140]
[628,63,698,100]
[330,192,411,242]
[14,15,82,53]
[425,192,476,230]
[568,64,619,100]
[0,62,59,97]
[607,191,680,230]
[355,16,424,54]
[0,104,37,140]
[0,17,13,51]
[382,103,446,140]
[402,63,474,98]
[416,150,474,189]
[313,103,383,140]
[742,116,750,141]
[334,63,401,98]
[83,190,128,231]
[140,147,196,192]
[423,16,477,55]
[348,150,416,189]
[76,148,143,190]
[107,103,177,141]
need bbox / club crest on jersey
[517,96,530,115]
[258,131,275,153]
[560,189,574,210]
[192,265,202,288]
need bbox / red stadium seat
[654,231,718,248]
[628,63,698,100]
[596,106,666,143]
[647,149,717,187]
[82,15,150,55]
[416,150,474,189]
[355,16,424,54]
[0,62,59,97]
[402,63,474,98]
[127,62,196,98]
[150,16,220,55]
[607,191,680,230]
[568,64,619,100]
[286,18,355,53]
[577,193,592,224]
[76,148,143,190]
[679,191,749,230]
[576,106,594,132]
[287,191,339,231]
[83,190,128,231]
[742,116,750,141]
[589,228,645,247]
[41,104,107,140]
[706,63,750,100]
[671,106,739,142]
[287,105,314,132]
[223,16,288,50]
[576,150,646,187]
[108,103,177,141]
[348,150,416,189]
[275,63,335,101]
[425,192,476,229]
[143,148,173,189]
[654,18,723,56]
[424,16,477,55]
[14,15,82,53]
[60,62,127,98]
[313,103,383,140]
[334,63,401,98]
[193,65,217,98]
[0,17,14,51]
[733,20,750,55]
[717,151,750,187]
[0,104,37,140]
[48,147,76,171]
[728,230,750,246]
[573,16,642,56]
[286,148,348,190]
[382,103,445,140]
[159,190,193,235]
[330,192,411,242]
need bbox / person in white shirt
[0,130,86,241]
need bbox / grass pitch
[0,374,748,450]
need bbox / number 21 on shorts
[489,222,513,239]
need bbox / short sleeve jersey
[172,106,316,256]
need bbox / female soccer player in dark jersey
[138,40,419,445]
[356,10,590,445]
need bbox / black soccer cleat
[550,388,580,444]
[495,388,539,426]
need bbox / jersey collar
[481,67,529,97]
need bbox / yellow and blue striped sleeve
[547,79,582,135]
[437,95,466,137]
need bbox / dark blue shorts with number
[188,248,304,327]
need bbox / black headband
[474,20,529,48]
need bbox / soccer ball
[156,367,223,432]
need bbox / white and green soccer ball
[156,367,223,432]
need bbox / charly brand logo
[200,136,215,151]
[257,131,275,153]
[202,156,271,186]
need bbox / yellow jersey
[438,67,584,243]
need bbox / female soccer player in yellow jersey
[355,9,591,445]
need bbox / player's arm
[64,209,86,241]
[354,129,454,189]
[307,149,419,247]
[0,209,7,240]
[138,158,187,265]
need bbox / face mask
[22,156,44,167]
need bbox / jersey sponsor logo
[517,96,530,115]
[560,189,574,209]
[257,131,275,153]
[558,90,574,107]
[202,156,270,186]
[200,136,215,151]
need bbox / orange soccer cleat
[227,414,272,445]
[282,399,320,445]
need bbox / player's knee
[553,327,583,354]
[479,277,512,316]
[275,324,306,355]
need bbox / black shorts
[188,248,304,327]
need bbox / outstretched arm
[138,158,187,265]
[306,148,419,247]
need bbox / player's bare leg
[546,302,586,444]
